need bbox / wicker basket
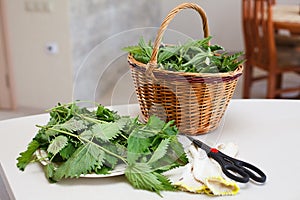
[127,3,243,135]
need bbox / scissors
[187,136,267,183]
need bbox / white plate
[35,149,126,178]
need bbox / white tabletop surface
[1,99,300,200]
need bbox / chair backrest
[242,0,276,69]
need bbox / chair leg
[267,72,277,98]
[243,63,253,98]
[276,74,282,88]
[275,74,282,98]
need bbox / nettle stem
[76,114,109,124]
[47,127,128,165]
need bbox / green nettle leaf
[92,122,120,141]
[148,138,170,164]
[154,172,176,191]
[53,143,104,180]
[150,136,188,172]
[59,143,76,160]
[59,118,87,132]
[47,135,68,155]
[138,37,153,58]
[44,163,56,182]
[44,128,60,137]
[125,163,166,195]
[168,137,188,165]
[102,143,119,168]
[115,143,127,157]
[125,162,176,195]
[162,120,177,135]
[94,149,106,170]
[17,140,40,171]
[116,117,131,130]
[79,129,94,141]
[96,105,118,122]
[122,45,141,54]
[158,45,181,63]
[33,129,50,146]
[146,116,165,132]
[127,128,153,163]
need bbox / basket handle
[146,3,210,76]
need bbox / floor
[0,69,299,121]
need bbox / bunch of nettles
[17,102,188,195]
[123,36,244,73]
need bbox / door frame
[0,0,16,110]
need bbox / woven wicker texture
[128,3,243,135]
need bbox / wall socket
[25,1,53,13]
[45,42,59,54]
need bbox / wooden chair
[242,0,300,98]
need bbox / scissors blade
[186,136,212,154]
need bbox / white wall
[69,1,161,106]
[4,0,73,110]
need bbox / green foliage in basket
[123,36,244,73]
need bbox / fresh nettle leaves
[123,36,244,73]
[16,101,188,195]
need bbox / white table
[1,100,300,200]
